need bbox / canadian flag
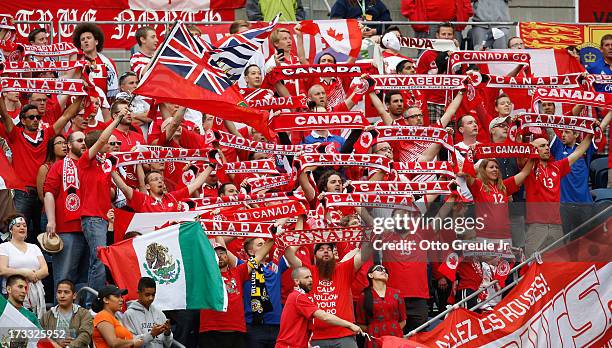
[300,19,362,58]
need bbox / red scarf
[532,88,612,110]
[486,74,580,89]
[226,200,307,222]
[399,37,456,51]
[269,111,368,132]
[371,74,468,90]
[247,94,307,110]
[243,174,297,193]
[17,42,79,57]
[518,113,596,134]
[277,226,365,247]
[471,143,538,160]
[111,148,211,167]
[62,157,81,222]
[185,192,304,210]
[377,126,454,151]
[391,161,456,177]
[347,181,453,195]
[0,78,87,95]
[294,153,391,173]
[449,51,531,72]
[219,158,279,174]
[267,63,374,82]
[323,193,416,210]
[0,60,86,73]
[215,130,319,155]
[199,219,274,238]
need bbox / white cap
[381,32,401,52]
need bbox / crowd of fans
[0,6,611,348]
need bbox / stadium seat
[591,189,612,203]
[590,158,609,189]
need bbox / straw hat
[37,233,64,254]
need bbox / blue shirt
[586,59,612,93]
[302,132,345,148]
[550,136,596,203]
[238,257,288,325]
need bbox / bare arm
[600,110,612,130]
[97,321,143,348]
[110,171,134,200]
[0,96,14,134]
[368,92,392,125]
[313,310,362,333]
[294,24,309,65]
[283,216,305,268]
[513,159,533,187]
[164,105,186,141]
[87,113,122,159]
[223,120,242,138]
[34,256,49,280]
[186,164,214,196]
[298,167,317,202]
[53,96,84,135]
[567,133,593,166]
[36,165,49,202]
[43,192,57,234]
[439,91,464,128]
[274,81,291,98]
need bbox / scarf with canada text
[269,111,368,132]
[243,174,297,193]
[347,181,454,195]
[277,226,365,247]
[518,113,596,134]
[247,94,307,110]
[486,74,581,89]
[199,219,274,238]
[214,130,319,156]
[293,153,392,173]
[266,63,375,84]
[532,88,612,110]
[391,161,457,177]
[399,37,456,51]
[17,42,79,57]
[448,51,531,72]
[371,74,469,90]
[322,193,416,210]
[225,200,307,222]
[376,126,454,151]
[470,142,539,161]
[219,158,279,175]
[110,148,212,167]
[0,60,86,73]
[0,78,87,95]
[184,192,305,211]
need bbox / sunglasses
[23,115,42,121]
[405,113,423,119]
[371,266,387,273]
[109,141,122,146]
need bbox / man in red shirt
[276,266,362,348]
[199,239,273,348]
[111,164,214,213]
[522,133,593,257]
[78,109,122,301]
[285,240,369,347]
[28,92,62,127]
[111,99,146,151]
[43,130,89,293]
[0,97,81,241]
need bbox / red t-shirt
[382,232,429,299]
[42,95,63,126]
[308,257,356,340]
[43,159,82,233]
[468,177,519,239]
[77,154,112,218]
[127,187,190,213]
[275,289,320,348]
[456,259,483,291]
[200,263,249,333]
[4,127,53,187]
[416,50,446,105]
[112,128,146,151]
[524,158,570,224]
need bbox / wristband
[350,92,363,105]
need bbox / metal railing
[405,203,612,337]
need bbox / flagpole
[129,20,180,108]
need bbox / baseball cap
[314,243,335,254]
[212,242,227,251]
[489,116,511,132]
[97,285,127,300]
[381,32,401,52]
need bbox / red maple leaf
[326,27,343,41]
[183,170,195,184]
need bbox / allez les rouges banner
[0,0,241,49]
[382,261,612,348]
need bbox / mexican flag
[98,221,228,311]
[0,296,48,348]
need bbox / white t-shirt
[0,242,43,293]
